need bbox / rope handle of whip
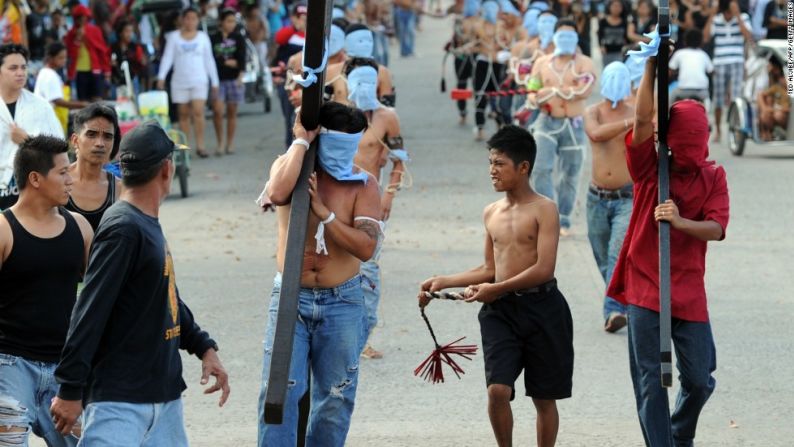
[423,291,466,301]
[293,38,330,88]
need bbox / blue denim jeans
[530,113,587,229]
[360,259,381,337]
[394,7,416,56]
[371,29,390,67]
[78,400,187,447]
[258,274,367,447]
[585,187,632,320]
[0,353,78,447]
[627,305,717,447]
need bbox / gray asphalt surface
[32,10,794,447]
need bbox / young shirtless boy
[419,125,573,447]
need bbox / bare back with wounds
[531,53,595,117]
[484,195,559,284]
[585,101,634,190]
[355,107,400,181]
[272,162,380,288]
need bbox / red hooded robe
[607,100,730,322]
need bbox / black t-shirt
[598,16,629,53]
[211,30,247,81]
[55,201,215,404]
[6,101,16,119]
[763,1,786,39]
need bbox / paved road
[33,11,793,447]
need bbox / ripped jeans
[0,353,78,447]
[258,274,367,447]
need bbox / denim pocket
[337,289,364,305]
[0,352,18,366]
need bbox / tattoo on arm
[386,135,404,149]
[355,220,381,242]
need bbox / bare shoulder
[533,197,559,221]
[577,54,595,71]
[534,53,552,66]
[585,103,600,121]
[483,199,502,220]
[68,211,95,242]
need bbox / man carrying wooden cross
[607,42,730,446]
[257,101,382,446]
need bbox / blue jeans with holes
[585,188,632,320]
[530,113,586,229]
[627,305,717,447]
[258,274,367,447]
[394,6,416,57]
[77,400,188,447]
[0,353,78,447]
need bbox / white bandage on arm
[315,212,336,255]
[255,181,271,207]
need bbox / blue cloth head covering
[318,130,369,183]
[523,8,541,35]
[529,1,548,11]
[332,7,345,19]
[481,1,499,24]
[552,29,578,55]
[345,29,374,58]
[347,66,380,111]
[600,61,631,108]
[497,0,521,17]
[329,25,345,56]
[537,14,557,49]
[463,0,481,17]
[625,56,644,89]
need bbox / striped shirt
[710,13,752,66]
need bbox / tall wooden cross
[656,0,673,388]
[263,0,334,425]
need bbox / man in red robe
[607,54,730,446]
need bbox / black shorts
[478,281,574,400]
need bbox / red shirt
[606,132,730,322]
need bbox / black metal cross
[263,0,333,425]
[656,0,673,388]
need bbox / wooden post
[263,0,333,425]
[656,0,673,389]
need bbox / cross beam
[264,0,333,424]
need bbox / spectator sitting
[64,5,112,102]
[757,58,789,141]
[669,29,713,103]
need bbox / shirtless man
[583,61,634,333]
[258,102,382,446]
[526,19,595,236]
[65,104,122,231]
[472,1,526,140]
[419,125,573,447]
[345,58,406,359]
[344,24,395,105]
[362,0,392,67]
[449,0,480,125]
[493,1,527,131]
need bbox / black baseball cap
[119,120,175,172]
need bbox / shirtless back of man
[355,107,399,180]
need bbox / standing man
[394,0,418,57]
[0,136,93,447]
[258,102,382,446]
[0,44,64,210]
[583,61,634,333]
[608,54,730,447]
[526,19,595,236]
[50,122,230,445]
[704,0,752,142]
[345,58,407,359]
